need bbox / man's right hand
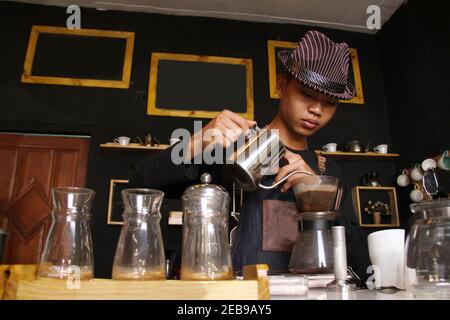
[202,110,256,149]
[187,110,256,159]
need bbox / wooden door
[0,133,89,264]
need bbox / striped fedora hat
[278,30,355,100]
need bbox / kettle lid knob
[200,173,212,184]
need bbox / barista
[129,30,371,279]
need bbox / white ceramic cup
[367,229,405,289]
[396,169,410,187]
[322,143,338,152]
[410,164,423,182]
[410,188,424,202]
[169,138,181,146]
[421,158,437,171]
[114,136,130,146]
[374,144,388,154]
[437,151,450,170]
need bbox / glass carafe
[39,187,95,280]
[112,189,166,280]
[181,173,234,280]
[405,199,450,298]
[289,211,337,274]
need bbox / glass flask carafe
[39,187,95,280]
[181,173,234,280]
[289,211,337,274]
[405,199,450,298]
[112,189,166,280]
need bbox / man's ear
[276,74,289,98]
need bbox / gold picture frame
[21,25,135,89]
[147,52,254,119]
[267,40,364,104]
[107,179,129,225]
[352,186,400,227]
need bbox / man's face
[277,74,338,137]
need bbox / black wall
[377,0,450,226]
[1,1,396,278]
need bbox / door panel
[0,134,89,264]
[0,147,18,204]
[53,150,79,187]
[14,148,54,199]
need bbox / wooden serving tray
[0,264,269,300]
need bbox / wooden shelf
[315,150,399,159]
[100,142,170,151]
[1,264,269,300]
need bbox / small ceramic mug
[410,187,424,203]
[410,164,423,182]
[421,158,437,171]
[322,143,338,152]
[374,144,388,154]
[437,151,450,170]
[114,136,130,146]
[396,169,410,187]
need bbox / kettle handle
[258,170,313,190]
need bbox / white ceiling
[9,0,405,34]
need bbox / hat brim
[277,50,355,101]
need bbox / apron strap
[317,154,327,174]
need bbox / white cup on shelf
[322,143,337,152]
[374,144,388,154]
[114,136,130,146]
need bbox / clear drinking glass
[405,199,450,299]
[39,187,95,280]
[112,189,166,280]
[180,174,234,280]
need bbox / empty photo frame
[147,52,254,119]
[107,179,129,225]
[22,25,135,89]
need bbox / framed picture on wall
[107,179,129,225]
[147,52,254,119]
[21,25,135,89]
[267,40,364,104]
[352,186,400,227]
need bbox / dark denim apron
[231,149,321,274]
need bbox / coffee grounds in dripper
[294,184,338,212]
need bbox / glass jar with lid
[405,198,450,298]
[180,173,234,280]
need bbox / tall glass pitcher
[39,187,95,280]
[112,189,166,280]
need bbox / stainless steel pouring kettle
[225,126,311,191]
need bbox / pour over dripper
[291,175,340,212]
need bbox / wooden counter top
[0,264,269,300]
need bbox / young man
[129,30,370,279]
